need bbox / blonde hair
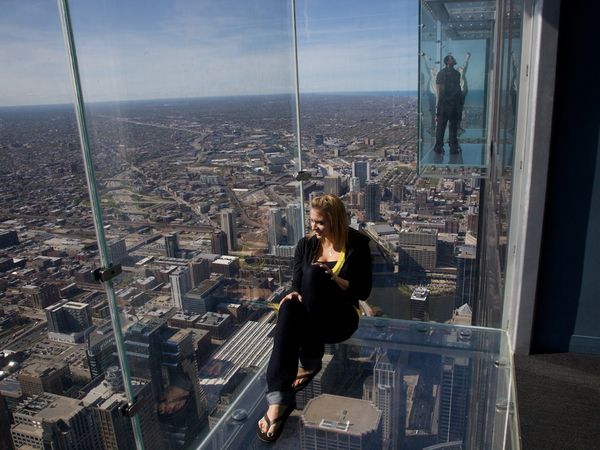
[310,194,348,246]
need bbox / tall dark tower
[124,318,208,449]
[211,230,228,255]
[352,160,370,187]
[365,181,381,222]
[164,233,179,258]
[220,209,237,252]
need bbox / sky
[0,0,419,107]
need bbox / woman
[257,194,372,442]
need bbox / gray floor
[514,353,600,450]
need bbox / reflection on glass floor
[197,318,519,450]
[420,142,487,178]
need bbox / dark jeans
[435,107,461,151]
[266,265,358,405]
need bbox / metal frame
[501,0,561,354]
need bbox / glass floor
[194,317,520,450]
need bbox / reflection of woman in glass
[421,53,439,133]
[157,363,202,449]
[257,194,372,442]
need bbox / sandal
[256,403,295,443]
[293,368,321,393]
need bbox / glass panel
[198,318,520,449]
[296,0,479,327]
[61,0,300,448]
[474,0,523,328]
[418,0,496,178]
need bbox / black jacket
[291,227,372,308]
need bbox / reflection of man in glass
[434,54,462,154]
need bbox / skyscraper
[410,287,430,321]
[268,208,282,253]
[164,233,179,258]
[286,203,304,246]
[300,394,382,449]
[107,238,128,264]
[170,266,191,309]
[11,394,101,449]
[86,322,117,380]
[83,367,162,450]
[438,357,470,444]
[370,350,406,449]
[455,245,478,308]
[45,300,94,342]
[392,183,405,203]
[398,229,438,272]
[352,160,370,187]
[124,318,208,448]
[189,257,210,288]
[365,181,381,222]
[220,209,237,252]
[323,175,341,196]
[211,230,228,255]
[349,176,361,193]
[0,396,13,450]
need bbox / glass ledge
[195,317,520,450]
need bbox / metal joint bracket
[93,264,122,283]
[295,171,312,182]
[120,397,143,418]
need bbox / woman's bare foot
[292,367,317,389]
[258,404,286,436]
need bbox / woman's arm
[291,237,306,293]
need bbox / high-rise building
[164,233,179,258]
[0,396,13,450]
[352,160,370,187]
[438,357,470,444]
[86,322,117,380]
[398,229,438,272]
[170,266,191,309]
[268,208,283,253]
[11,394,101,449]
[410,287,430,321]
[82,367,162,450]
[46,301,92,332]
[45,301,94,343]
[392,183,405,203]
[286,203,304,246]
[124,318,208,448]
[323,175,341,196]
[365,181,381,222]
[0,230,19,249]
[220,209,237,252]
[107,238,128,264]
[300,394,382,449]
[349,176,361,193]
[455,245,478,309]
[183,278,224,315]
[22,283,60,309]
[189,257,210,287]
[370,350,406,448]
[211,230,228,255]
[18,359,70,397]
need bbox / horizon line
[0,89,424,110]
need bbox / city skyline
[1,0,418,107]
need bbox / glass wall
[61,0,301,448]
[418,0,496,178]
[475,0,523,328]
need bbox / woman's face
[310,208,331,240]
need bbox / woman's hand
[281,291,302,306]
[313,263,349,290]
